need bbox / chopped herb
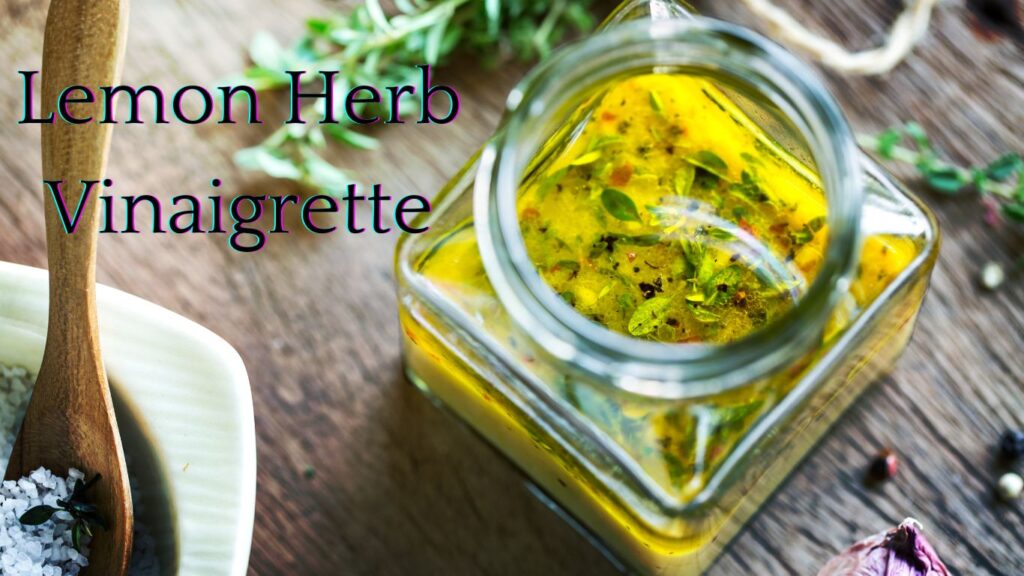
[690,305,721,323]
[627,296,672,336]
[689,151,729,177]
[619,234,662,246]
[790,228,814,245]
[553,260,581,273]
[728,170,768,202]
[707,227,736,241]
[571,151,602,166]
[601,188,642,222]
[649,90,664,114]
[560,290,577,305]
[705,265,742,295]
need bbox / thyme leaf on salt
[19,473,108,552]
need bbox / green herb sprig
[235,0,595,194]
[859,123,1024,223]
[19,473,108,551]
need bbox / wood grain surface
[1,0,1022,574]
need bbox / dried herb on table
[19,473,108,552]
[234,0,596,194]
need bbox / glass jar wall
[394,1,939,573]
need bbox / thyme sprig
[19,473,108,552]
[861,123,1024,287]
[234,0,595,194]
[859,123,1024,223]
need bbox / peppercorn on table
[0,0,1021,574]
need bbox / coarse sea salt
[0,364,161,575]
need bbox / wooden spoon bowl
[4,1,134,574]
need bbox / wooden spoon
[4,0,133,574]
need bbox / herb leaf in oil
[627,296,672,336]
[601,188,642,222]
[688,151,729,178]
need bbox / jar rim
[474,16,863,398]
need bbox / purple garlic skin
[818,518,951,576]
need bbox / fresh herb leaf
[649,90,663,114]
[707,227,735,241]
[728,170,768,203]
[619,234,661,246]
[19,505,58,526]
[560,290,577,305]
[986,153,1024,182]
[553,259,581,272]
[571,151,602,166]
[706,265,742,293]
[1003,203,1024,222]
[690,305,721,323]
[922,165,966,193]
[790,228,814,245]
[627,296,672,336]
[673,164,696,196]
[689,151,728,177]
[19,473,108,552]
[234,0,598,195]
[601,188,641,222]
[903,122,930,148]
[875,128,901,159]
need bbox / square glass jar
[394,2,939,573]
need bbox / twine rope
[739,0,940,75]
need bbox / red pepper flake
[520,207,540,221]
[601,111,617,122]
[403,327,419,345]
[739,218,756,236]
[627,251,637,262]
[610,164,634,187]
[733,290,748,307]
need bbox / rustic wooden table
[1,0,1022,574]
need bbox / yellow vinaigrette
[516,74,913,344]
[413,73,918,498]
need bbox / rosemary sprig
[859,123,1024,224]
[234,0,596,194]
[19,473,108,552]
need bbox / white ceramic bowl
[0,261,256,575]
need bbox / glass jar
[394,1,939,573]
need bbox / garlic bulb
[818,518,950,576]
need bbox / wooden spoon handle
[41,0,128,342]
